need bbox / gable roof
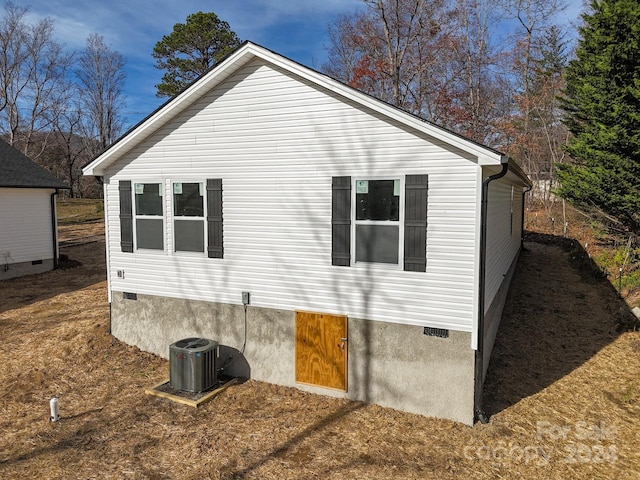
[83,41,528,185]
[0,138,69,189]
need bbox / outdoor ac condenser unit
[169,338,219,393]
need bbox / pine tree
[558,0,640,233]
[152,12,241,98]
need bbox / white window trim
[170,180,207,256]
[351,176,404,268]
[133,181,165,253]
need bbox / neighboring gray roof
[0,138,69,189]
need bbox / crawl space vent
[423,327,449,338]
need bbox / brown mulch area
[0,223,639,479]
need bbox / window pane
[174,182,204,217]
[356,224,399,264]
[136,218,163,250]
[175,219,204,252]
[356,180,399,221]
[135,183,163,216]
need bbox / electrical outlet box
[242,291,250,306]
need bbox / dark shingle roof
[0,138,69,189]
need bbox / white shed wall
[104,59,481,332]
[0,188,54,265]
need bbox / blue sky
[23,0,364,128]
[22,0,583,130]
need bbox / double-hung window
[134,183,164,250]
[354,178,402,265]
[332,175,427,271]
[119,179,223,257]
[173,182,205,253]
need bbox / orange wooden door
[295,311,348,391]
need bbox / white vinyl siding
[0,188,54,264]
[484,178,524,307]
[104,59,481,332]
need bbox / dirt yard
[1,221,639,479]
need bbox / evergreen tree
[152,12,241,98]
[558,0,640,233]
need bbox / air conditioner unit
[169,338,219,393]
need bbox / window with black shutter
[332,175,428,271]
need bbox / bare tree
[499,0,567,164]
[0,2,72,158]
[322,0,455,117]
[76,33,126,157]
[0,2,28,115]
[322,0,511,146]
[502,25,570,217]
[448,0,509,145]
[324,13,364,85]
[501,0,567,101]
[0,4,125,198]
[51,91,88,197]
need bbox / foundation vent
[423,327,449,338]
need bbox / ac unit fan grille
[174,338,211,349]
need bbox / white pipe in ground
[49,397,59,422]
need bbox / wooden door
[295,311,348,391]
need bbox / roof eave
[504,156,532,187]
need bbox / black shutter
[119,180,133,253]
[404,174,428,272]
[332,176,351,266]
[206,179,223,258]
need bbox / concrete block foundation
[0,258,54,281]
[111,292,475,424]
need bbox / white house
[0,139,69,280]
[83,42,531,425]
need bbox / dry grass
[526,201,640,309]
[57,199,104,226]
[0,218,639,478]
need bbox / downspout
[96,176,111,334]
[474,161,509,424]
[521,185,533,249]
[50,189,60,269]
